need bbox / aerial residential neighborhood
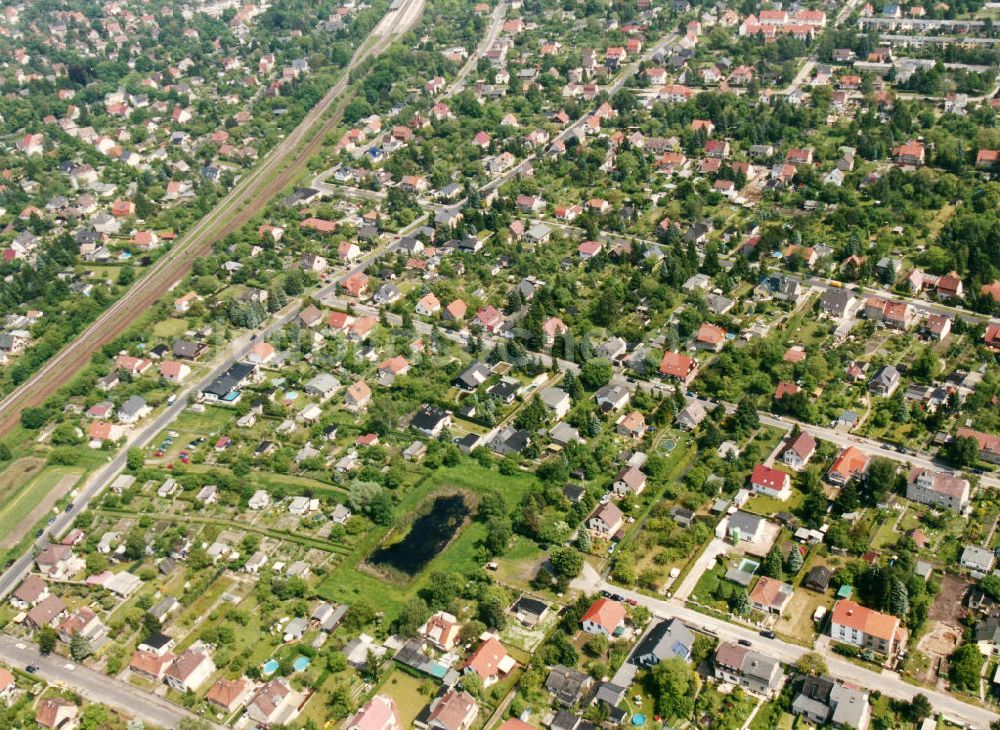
[0,0,999,727]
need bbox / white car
[64,663,75,672]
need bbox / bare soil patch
[929,573,971,626]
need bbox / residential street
[2,0,998,725]
[599,582,1000,729]
[447,0,507,95]
[0,636,224,729]
[0,0,426,439]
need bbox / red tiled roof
[659,351,695,378]
[829,446,870,479]
[696,322,726,344]
[464,636,513,679]
[775,382,800,400]
[832,599,898,641]
[750,464,788,491]
[580,597,626,633]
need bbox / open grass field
[317,462,538,620]
[151,318,191,340]
[180,463,349,496]
[378,669,435,726]
[0,466,83,548]
[0,457,46,503]
[495,534,546,594]
[159,406,233,440]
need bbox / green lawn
[317,462,538,620]
[495,534,546,594]
[151,317,190,340]
[694,686,759,730]
[0,456,46,503]
[690,564,731,611]
[179,464,349,497]
[745,488,804,515]
[872,511,905,550]
[0,466,83,546]
[749,702,794,730]
[164,406,234,439]
[378,668,435,726]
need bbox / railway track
[0,0,423,436]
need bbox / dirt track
[0,0,423,437]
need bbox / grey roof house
[630,618,694,668]
[792,675,871,729]
[545,665,592,707]
[713,641,784,697]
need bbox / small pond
[368,494,470,577]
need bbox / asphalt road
[0,0,425,439]
[0,304,298,601]
[480,30,680,195]
[599,580,999,729]
[447,0,507,96]
[757,410,1000,491]
[0,636,224,730]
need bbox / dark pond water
[368,493,470,576]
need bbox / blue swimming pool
[293,656,310,672]
[262,659,280,675]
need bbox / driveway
[673,538,730,600]
[571,560,604,595]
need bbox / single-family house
[749,464,792,500]
[581,598,626,636]
[783,431,817,469]
[827,446,870,486]
[830,599,902,655]
[713,642,785,696]
[588,502,624,539]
